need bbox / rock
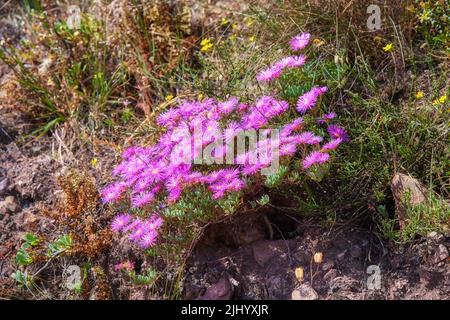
[252,240,283,267]
[0,196,20,215]
[391,173,427,228]
[336,251,347,262]
[0,178,8,196]
[291,283,318,300]
[427,231,444,242]
[266,275,288,299]
[436,244,449,262]
[197,277,233,300]
[323,269,339,282]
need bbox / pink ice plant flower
[302,151,330,169]
[296,86,328,113]
[112,215,163,249]
[289,32,311,51]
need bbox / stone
[252,240,283,267]
[0,196,20,215]
[336,250,347,262]
[197,277,233,300]
[391,173,427,228]
[291,283,318,300]
[437,244,448,262]
[0,178,8,196]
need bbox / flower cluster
[111,214,163,249]
[103,31,348,249]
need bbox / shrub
[102,33,347,262]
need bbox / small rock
[336,251,347,262]
[391,173,427,228]
[0,178,8,195]
[291,283,318,300]
[252,240,283,267]
[323,269,339,282]
[197,277,233,300]
[437,244,449,262]
[0,196,20,215]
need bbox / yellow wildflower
[248,35,255,42]
[220,17,228,26]
[383,43,394,52]
[294,267,304,281]
[313,252,323,264]
[90,157,98,168]
[313,38,325,47]
[415,91,424,99]
[244,17,254,27]
[165,94,174,102]
[198,93,204,100]
[200,38,213,52]
[438,95,447,104]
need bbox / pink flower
[101,182,126,203]
[280,143,297,156]
[256,65,282,82]
[139,231,157,249]
[321,138,343,152]
[286,55,307,67]
[131,191,155,208]
[297,131,323,145]
[296,86,327,114]
[302,151,330,169]
[289,32,311,51]
[111,214,131,232]
[114,260,135,272]
[218,97,238,114]
[317,112,336,124]
[327,125,349,142]
[242,163,265,176]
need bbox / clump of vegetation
[0,0,199,135]
[11,170,113,298]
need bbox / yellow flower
[248,35,255,42]
[415,91,424,99]
[90,157,98,168]
[294,267,304,281]
[313,38,325,47]
[229,34,237,42]
[231,22,238,30]
[432,99,440,106]
[438,95,447,104]
[383,43,394,52]
[313,252,323,264]
[244,17,254,27]
[200,38,213,52]
[198,93,204,100]
[220,17,229,26]
[419,11,430,23]
[165,94,174,102]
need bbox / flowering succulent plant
[102,32,348,250]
